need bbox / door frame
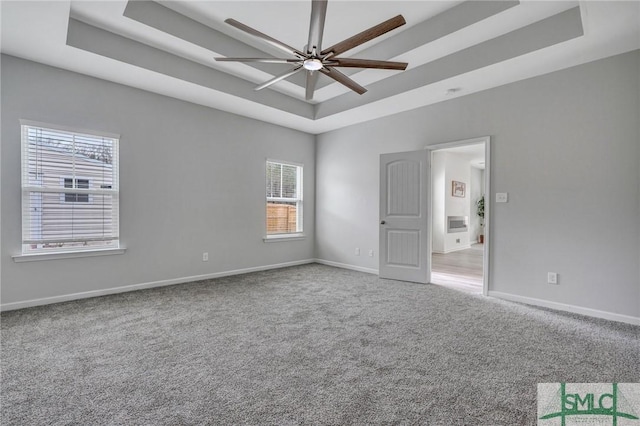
[426,136,491,296]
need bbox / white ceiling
[438,143,486,169]
[1,1,639,134]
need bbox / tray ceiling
[1,1,639,134]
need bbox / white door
[379,150,429,283]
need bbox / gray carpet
[1,264,638,425]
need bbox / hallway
[431,244,483,293]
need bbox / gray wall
[2,51,639,319]
[1,55,315,305]
[316,50,640,318]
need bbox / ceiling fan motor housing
[303,58,324,71]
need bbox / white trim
[265,160,304,235]
[482,140,491,297]
[427,136,491,151]
[21,123,120,256]
[266,158,304,168]
[488,291,640,326]
[13,247,126,263]
[263,233,306,242]
[4,258,635,328]
[0,259,315,311]
[314,258,379,275]
[20,119,120,139]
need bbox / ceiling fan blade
[331,58,408,70]
[320,15,406,57]
[320,67,367,95]
[305,71,319,101]
[215,58,302,64]
[255,66,304,91]
[225,18,305,58]
[307,0,328,53]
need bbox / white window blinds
[266,161,303,235]
[21,123,120,254]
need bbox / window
[21,123,120,254]
[266,161,303,236]
[64,178,90,203]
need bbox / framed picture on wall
[452,181,466,198]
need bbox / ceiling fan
[214,0,408,101]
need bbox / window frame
[264,159,304,241]
[15,120,124,260]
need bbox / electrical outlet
[547,272,558,284]
[355,247,360,256]
[368,249,374,257]
[202,252,209,262]
[496,193,509,203]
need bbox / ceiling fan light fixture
[217,1,408,99]
[303,58,323,71]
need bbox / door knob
[380,220,386,225]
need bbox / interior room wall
[432,152,472,253]
[469,167,484,243]
[1,55,315,307]
[316,50,640,319]
[443,152,471,252]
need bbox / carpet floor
[1,264,638,425]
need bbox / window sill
[13,248,126,263]
[263,233,306,243]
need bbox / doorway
[427,137,490,295]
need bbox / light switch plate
[496,193,508,203]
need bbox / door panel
[386,230,420,267]
[379,150,429,283]
[387,160,420,216]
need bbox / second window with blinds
[265,160,303,239]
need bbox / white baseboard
[314,258,379,275]
[433,245,472,255]
[6,260,636,328]
[0,259,316,312]
[488,291,640,326]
